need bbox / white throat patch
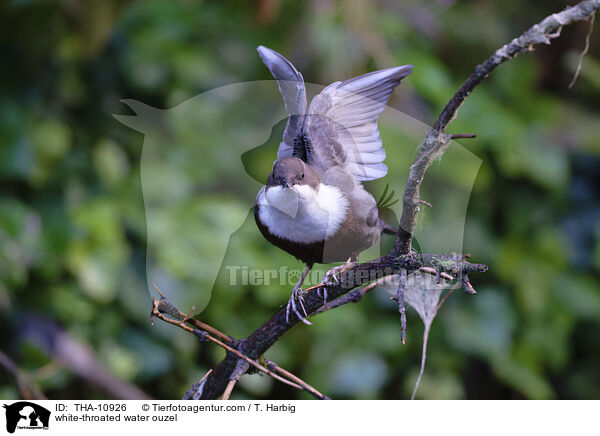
[257,184,349,243]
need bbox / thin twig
[152,296,331,399]
[264,359,331,400]
[449,133,477,139]
[419,267,453,282]
[198,368,213,386]
[152,298,303,391]
[410,323,431,400]
[222,360,248,400]
[152,282,165,298]
[153,283,232,343]
[394,269,408,345]
[222,379,237,400]
[569,11,596,88]
[305,283,326,292]
[185,369,213,400]
[436,282,459,312]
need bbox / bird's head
[266,157,319,190]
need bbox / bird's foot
[321,257,356,285]
[318,258,356,305]
[286,286,312,325]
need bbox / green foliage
[0,0,599,399]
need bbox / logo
[2,402,50,433]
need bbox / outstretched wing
[303,65,413,181]
[257,46,307,160]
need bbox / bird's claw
[286,286,312,325]
[316,285,328,304]
[321,271,340,286]
[321,258,356,286]
[318,258,356,307]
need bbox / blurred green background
[1,0,599,400]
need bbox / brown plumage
[254,46,412,324]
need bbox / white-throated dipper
[254,45,413,324]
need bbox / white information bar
[1,400,597,435]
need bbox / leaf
[380,270,454,399]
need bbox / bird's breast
[257,184,349,244]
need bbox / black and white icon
[2,402,51,434]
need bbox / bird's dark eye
[301,173,304,179]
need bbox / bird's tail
[380,219,397,235]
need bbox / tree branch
[150,292,329,400]
[192,253,486,399]
[394,0,600,255]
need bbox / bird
[254,45,413,324]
